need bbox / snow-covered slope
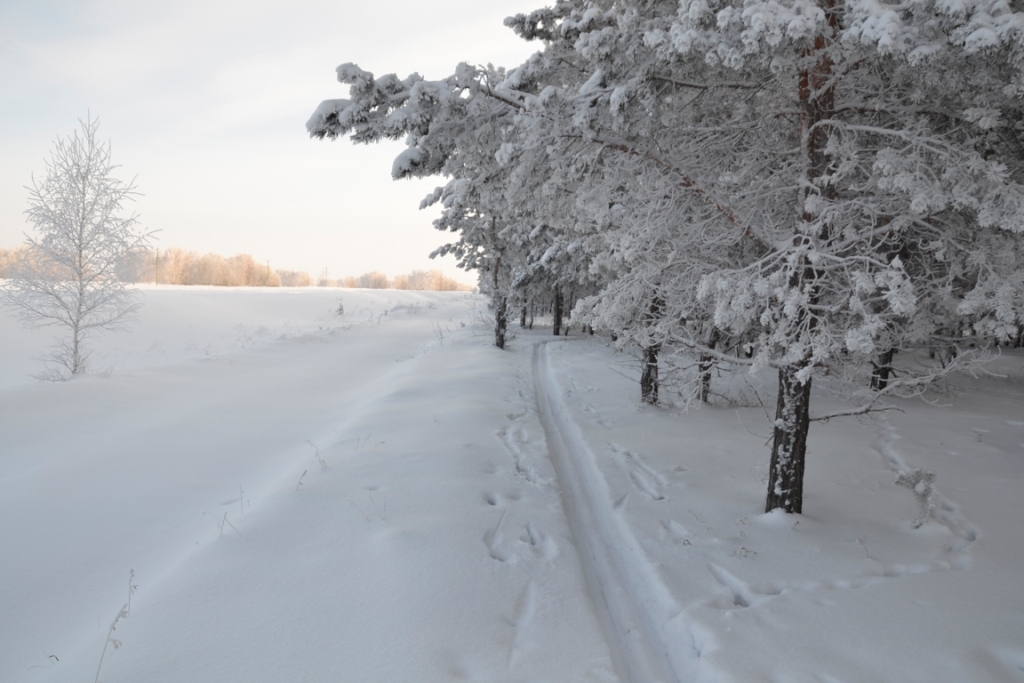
[1,287,1021,683]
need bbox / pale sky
[0,0,542,284]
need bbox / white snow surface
[1,286,1022,683]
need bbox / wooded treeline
[1,246,472,291]
[308,0,1024,513]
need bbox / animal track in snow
[483,491,522,507]
[660,519,693,546]
[705,556,962,614]
[609,441,667,501]
[709,564,757,608]
[483,509,516,563]
[693,420,983,616]
[521,522,559,560]
[497,425,540,485]
[873,418,979,566]
[506,580,537,668]
[581,402,611,428]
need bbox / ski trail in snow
[533,342,690,683]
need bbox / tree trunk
[870,347,896,391]
[491,247,506,349]
[520,302,527,327]
[764,0,836,512]
[528,301,534,329]
[552,287,562,336]
[71,283,85,374]
[765,367,812,513]
[565,287,574,336]
[71,323,83,374]
[699,327,720,403]
[640,344,660,405]
[494,296,508,349]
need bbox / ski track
[532,342,692,683]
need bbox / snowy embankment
[2,287,1022,682]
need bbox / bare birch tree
[4,116,152,379]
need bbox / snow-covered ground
[1,286,1022,683]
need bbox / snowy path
[1,291,618,683]
[533,342,692,683]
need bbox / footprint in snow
[484,509,516,563]
[506,580,537,668]
[483,490,522,507]
[660,519,693,546]
[609,441,667,501]
[520,522,559,560]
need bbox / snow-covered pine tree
[509,0,1024,511]
[309,0,1024,514]
[307,63,526,346]
[307,48,601,347]
[506,1,766,405]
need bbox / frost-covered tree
[541,0,1024,512]
[509,0,1024,510]
[309,0,1024,515]
[308,64,519,346]
[307,57,599,348]
[4,117,152,378]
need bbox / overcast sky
[0,0,542,283]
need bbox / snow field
[1,289,615,683]
[2,287,1023,683]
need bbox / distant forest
[0,246,472,291]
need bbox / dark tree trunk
[640,344,660,405]
[520,302,527,328]
[491,247,506,349]
[699,328,720,403]
[552,287,563,336]
[763,0,836,513]
[639,296,665,404]
[870,347,896,391]
[494,296,508,349]
[698,356,713,403]
[765,368,812,513]
[528,302,534,329]
[565,287,574,336]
